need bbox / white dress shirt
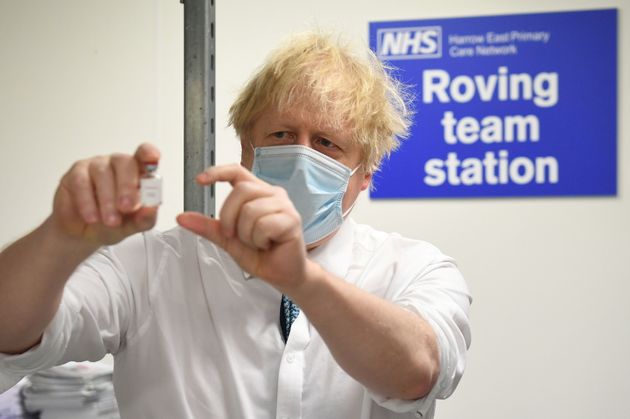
[0,218,471,419]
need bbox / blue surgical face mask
[251,145,359,245]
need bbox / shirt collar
[307,217,356,280]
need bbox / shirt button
[286,353,295,363]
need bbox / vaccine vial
[140,162,162,207]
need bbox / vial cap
[144,162,159,172]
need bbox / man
[0,32,471,418]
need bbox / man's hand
[52,143,161,247]
[177,164,309,293]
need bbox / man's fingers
[251,213,300,250]
[196,164,259,187]
[134,143,161,165]
[111,154,140,213]
[219,181,274,238]
[236,196,286,246]
[52,144,163,247]
[63,161,100,224]
[89,158,120,227]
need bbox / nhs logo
[376,26,442,60]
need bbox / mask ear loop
[243,140,257,167]
[342,165,362,218]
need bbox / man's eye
[317,138,337,149]
[270,132,296,144]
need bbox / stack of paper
[21,362,119,419]
[0,378,33,418]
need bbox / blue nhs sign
[376,26,442,59]
[369,9,617,199]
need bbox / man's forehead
[259,105,352,138]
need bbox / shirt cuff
[0,302,71,393]
[367,385,438,418]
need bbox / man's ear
[360,171,372,191]
[240,137,254,168]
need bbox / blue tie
[280,295,300,343]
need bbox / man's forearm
[291,261,440,401]
[0,216,99,354]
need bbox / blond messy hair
[228,31,412,173]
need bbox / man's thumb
[176,212,226,247]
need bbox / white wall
[1,1,628,418]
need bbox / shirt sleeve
[0,236,147,393]
[368,244,472,418]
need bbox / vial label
[140,177,162,207]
